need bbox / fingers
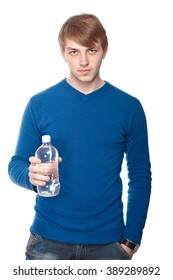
[28,165,50,187]
[28,156,62,187]
[29,173,49,187]
[58,157,62,163]
[28,157,50,186]
[29,156,41,164]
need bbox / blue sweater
[8,79,151,244]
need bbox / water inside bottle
[37,162,60,197]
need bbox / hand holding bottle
[28,156,62,188]
[28,135,62,197]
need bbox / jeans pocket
[25,233,40,257]
[116,242,132,260]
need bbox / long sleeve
[8,100,41,191]
[124,102,152,243]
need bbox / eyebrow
[67,47,78,50]
[66,46,98,51]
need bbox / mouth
[78,69,91,74]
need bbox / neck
[66,76,105,94]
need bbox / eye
[88,49,97,54]
[69,50,78,55]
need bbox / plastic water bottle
[35,135,60,197]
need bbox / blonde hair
[58,13,108,51]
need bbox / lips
[78,69,91,74]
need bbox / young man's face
[61,39,107,85]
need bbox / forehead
[64,39,102,50]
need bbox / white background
[0,0,172,278]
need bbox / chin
[78,75,96,83]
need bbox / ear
[102,47,108,59]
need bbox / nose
[79,52,89,66]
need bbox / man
[8,13,152,260]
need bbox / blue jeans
[25,233,132,260]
